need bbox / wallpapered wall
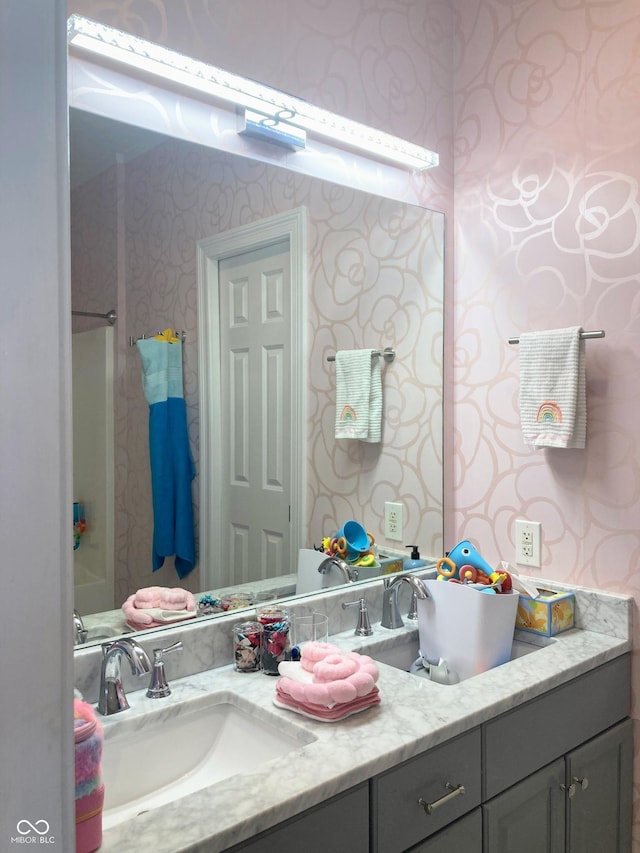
[68,0,640,838]
[451,0,640,837]
[71,141,444,600]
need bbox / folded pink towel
[122,586,196,626]
[277,651,379,708]
[274,686,380,721]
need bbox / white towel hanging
[334,349,382,442]
[519,326,586,449]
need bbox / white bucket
[416,580,519,682]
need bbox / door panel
[483,759,565,853]
[566,720,632,853]
[219,240,291,583]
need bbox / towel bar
[508,330,605,345]
[327,347,395,363]
[129,331,186,347]
[72,308,117,325]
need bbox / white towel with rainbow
[334,349,382,442]
[519,326,586,449]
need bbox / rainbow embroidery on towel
[536,401,563,423]
[340,405,358,422]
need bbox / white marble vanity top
[93,579,632,853]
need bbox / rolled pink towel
[299,641,341,672]
[277,651,379,708]
[122,586,196,626]
[133,586,196,610]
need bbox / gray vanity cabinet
[483,720,632,853]
[225,781,369,852]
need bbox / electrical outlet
[384,502,403,541]
[515,519,541,567]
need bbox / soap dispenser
[404,545,427,570]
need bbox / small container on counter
[221,591,255,611]
[233,621,263,672]
[256,605,291,675]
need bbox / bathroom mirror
[69,42,444,646]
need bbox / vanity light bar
[67,15,439,172]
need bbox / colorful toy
[436,540,512,594]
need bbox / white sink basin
[101,690,316,829]
[357,629,553,683]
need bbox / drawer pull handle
[418,782,465,815]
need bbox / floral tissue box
[515,588,575,637]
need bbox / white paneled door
[218,240,291,584]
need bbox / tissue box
[515,588,575,637]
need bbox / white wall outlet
[515,519,541,567]
[384,501,403,541]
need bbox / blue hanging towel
[136,337,195,578]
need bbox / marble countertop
[95,581,632,853]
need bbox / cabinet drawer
[484,654,630,799]
[371,728,481,853]
[407,807,482,852]
[225,782,369,853]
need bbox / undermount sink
[357,628,554,684]
[101,690,316,829]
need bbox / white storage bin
[416,580,519,682]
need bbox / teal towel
[137,339,195,578]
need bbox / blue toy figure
[440,540,495,580]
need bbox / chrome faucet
[98,638,152,716]
[73,610,88,645]
[381,573,429,629]
[317,555,359,583]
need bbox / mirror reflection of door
[218,240,291,585]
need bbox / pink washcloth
[122,586,196,626]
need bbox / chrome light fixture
[67,15,438,172]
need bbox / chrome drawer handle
[418,782,465,815]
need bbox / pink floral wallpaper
[69,0,640,839]
[453,0,640,836]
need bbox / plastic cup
[292,613,329,650]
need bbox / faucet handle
[153,640,182,661]
[342,598,373,636]
[146,641,182,699]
